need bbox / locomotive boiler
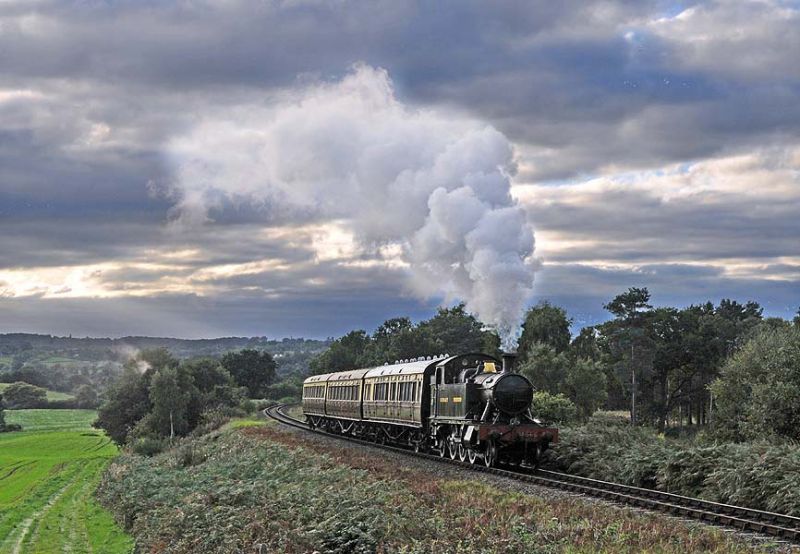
[302,353,558,468]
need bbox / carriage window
[390,382,396,401]
[398,382,412,401]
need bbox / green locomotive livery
[302,353,558,468]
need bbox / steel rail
[263,404,800,543]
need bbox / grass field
[0,410,132,554]
[0,383,75,402]
[4,409,96,432]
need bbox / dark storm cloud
[4,0,798,179]
[1,0,799,336]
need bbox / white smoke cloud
[166,64,537,348]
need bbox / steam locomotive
[301,353,558,467]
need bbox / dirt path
[5,479,73,554]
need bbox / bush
[2,381,48,408]
[710,326,800,441]
[541,422,670,488]
[530,391,578,424]
[131,436,170,456]
[542,422,800,516]
[190,409,231,436]
[0,423,22,433]
[239,398,256,414]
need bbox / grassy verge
[0,410,132,554]
[98,424,778,553]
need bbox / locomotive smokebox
[501,352,518,373]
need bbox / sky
[1,0,799,339]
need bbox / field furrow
[0,410,132,554]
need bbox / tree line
[94,348,276,451]
[308,305,500,375]
[310,288,800,441]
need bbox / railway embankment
[96,418,792,553]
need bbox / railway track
[264,404,800,543]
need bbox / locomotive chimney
[501,352,518,373]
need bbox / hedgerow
[542,421,800,516]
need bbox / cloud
[0,0,799,337]
[517,148,800,265]
[165,65,537,346]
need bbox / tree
[530,391,578,424]
[183,358,243,417]
[569,327,601,361]
[517,343,570,394]
[417,304,497,356]
[603,287,652,319]
[94,348,178,444]
[221,349,276,398]
[0,393,5,428]
[146,366,194,439]
[309,330,372,374]
[94,366,152,444]
[793,307,800,328]
[517,302,572,358]
[369,317,425,363]
[563,358,607,419]
[2,382,47,408]
[74,384,99,409]
[710,326,800,441]
[265,378,302,401]
[602,287,654,425]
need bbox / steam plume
[167,65,537,348]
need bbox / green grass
[0,383,75,402]
[225,416,267,429]
[4,409,96,432]
[0,410,132,553]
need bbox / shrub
[542,422,800,516]
[239,398,256,414]
[530,391,578,424]
[541,422,670,488]
[710,326,800,441]
[131,436,170,456]
[2,381,48,408]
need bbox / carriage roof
[302,353,500,385]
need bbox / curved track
[265,404,800,543]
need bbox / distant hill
[0,333,331,389]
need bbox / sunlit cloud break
[165,65,537,348]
